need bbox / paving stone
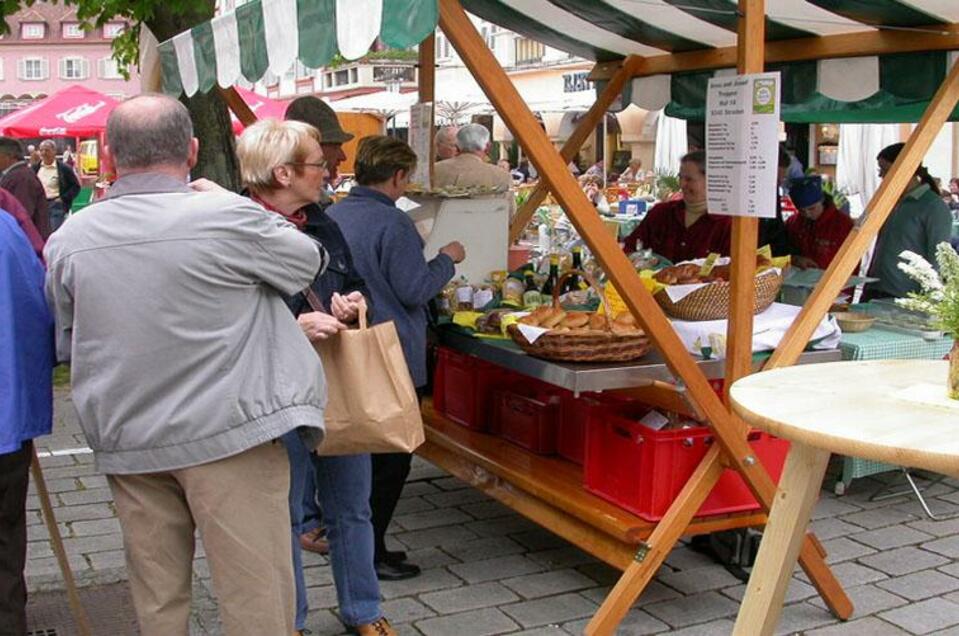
[822,536,878,563]
[407,459,447,483]
[420,581,519,614]
[525,546,597,569]
[27,541,54,560]
[501,591,598,628]
[86,549,128,571]
[393,508,474,531]
[403,547,461,570]
[809,517,867,540]
[664,545,718,571]
[304,608,348,635]
[379,597,436,624]
[580,580,682,609]
[305,584,339,610]
[431,476,472,491]
[722,577,817,604]
[38,502,115,523]
[562,608,668,635]
[416,607,519,636]
[908,517,959,538]
[576,562,623,586]
[465,515,541,538]
[78,475,109,490]
[36,454,81,468]
[62,533,125,554]
[393,496,437,516]
[773,601,836,635]
[442,536,527,563]
[860,546,950,577]
[400,481,443,498]
[853,525,936,550]
[36,464,100,480]
[840,507,921,530]
[808,584,909,616]
[805,616,912,635]
[892,499,959,520]
[661,618,735,635]
[69,518,122,537]
[459,501,515,520]
[58,487,115,506]
[924,535,959,559]
[448,554,545,584]
[392,524,480,550]
[812,496,862,520]
[510,528,569,552]
[510,627,569,636]
[658,565,742,594]
[380,567,465,599]
[876,570,959,601]
[423,487,493,508]
[502,568,595,599]
[644,591,740,628]
[28,477,81,494]
[880,597,959,634]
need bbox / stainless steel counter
[437,328,841,394]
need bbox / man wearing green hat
[786,175,853,270]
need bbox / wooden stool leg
[734,442,831,636]
[585,445,726,636]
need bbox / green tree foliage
[1,0,240,189]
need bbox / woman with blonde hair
[236,119,393,636]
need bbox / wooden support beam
[589,24,959,81]
[218,86,256,128]
[419,34,437,186]
[438,0,850,629]
[766,56,959,370]
[508,56,639,244]
[724,0,763,395]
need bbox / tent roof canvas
[0,85,120,138]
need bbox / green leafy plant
[654,169,680,201]
[896,243,959,338]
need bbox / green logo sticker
[753,78,776,114]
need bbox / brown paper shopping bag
[309,296,425,455]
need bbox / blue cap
[789,176,824,209]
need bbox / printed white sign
[408,102,433,191]
[706,72,780,218]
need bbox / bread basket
[654,269,783,321]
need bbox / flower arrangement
[896,243,959,338]
[897,243,959,399]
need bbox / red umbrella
[230,87,290,134]
[0,85,120,138]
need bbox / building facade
[0,3,137,118]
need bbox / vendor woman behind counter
[623,150,731,262]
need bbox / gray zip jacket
[44,173,329,475]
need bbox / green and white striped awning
[462,0,959,123]
[158,0,437,97]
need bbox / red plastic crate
[584,401,789,521]
[557,392,636,465]
[494,389,561,454]
[433,347,519,432]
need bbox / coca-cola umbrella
[0,85,120,138]
[230,87,290,134]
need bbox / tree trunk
[146,1,240,190]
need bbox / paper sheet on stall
[670,302,841,357]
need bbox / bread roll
[541,309,567,329]
[560,312,590,329]
[614,312,637,327]
[589,312,607,331]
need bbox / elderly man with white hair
[433,123,511,192]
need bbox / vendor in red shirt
[785,176,852,269]
[623,150,731,262]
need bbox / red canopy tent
[230,87,289,134]
[0,85,120,138]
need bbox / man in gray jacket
[44,94,328,636]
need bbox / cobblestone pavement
[26,388,959,635]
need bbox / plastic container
[433,347,518,432]
[494,389,561,454]
[557,391,636,465]
[619,199,647,216]
[584,401,789,521]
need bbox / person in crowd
[236,117,391,636]
[0,137,49,238]
[785,145,804,183]
[433,123,511,192]
[44,94,328,636]
[948,178,959,211]
[757,144,792,257]
[517,159,537,182]
[26,145,40,169]
[328,136,465,582]
[61,145,75,170]
[33,140,80,232]
[0,186,44,259]
[623,150,731,260]
[434,126,459,161]
[284,96,356,556]
[585,158,605,179]
[864,142,953,300]
[785,175,853,270]
[581,174,610,214]
[497,158,511,172]
[618,158,645,183]
[0,212,53,636]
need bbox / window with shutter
[40,58,49,80]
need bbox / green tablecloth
[837,326,953,491]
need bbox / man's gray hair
[38,139,57,151]
[456,123,491,153]
[107,94,194,170]
[0,137,23,159]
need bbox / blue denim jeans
[285,430,381,628]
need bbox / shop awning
[157,0,438,97]
[461,0,959,123]
[0,85,120,138]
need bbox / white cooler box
[405,194,510,283]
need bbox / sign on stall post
[705,72,781,218]
[408,102,434,190]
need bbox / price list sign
[705,72,780,218]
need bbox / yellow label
[601,282,629,316]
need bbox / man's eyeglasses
[288,160,328,171]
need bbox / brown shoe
[299,527,329,555]
[351,617,396,636]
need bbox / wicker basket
[507,270,652,363]
[654,270,783,322]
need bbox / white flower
[897,250,943,294]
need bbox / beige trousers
[108,442,293,636]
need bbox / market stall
[155,1,959,633]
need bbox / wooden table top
[730,360,959,478]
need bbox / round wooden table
[729,359,958,636]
